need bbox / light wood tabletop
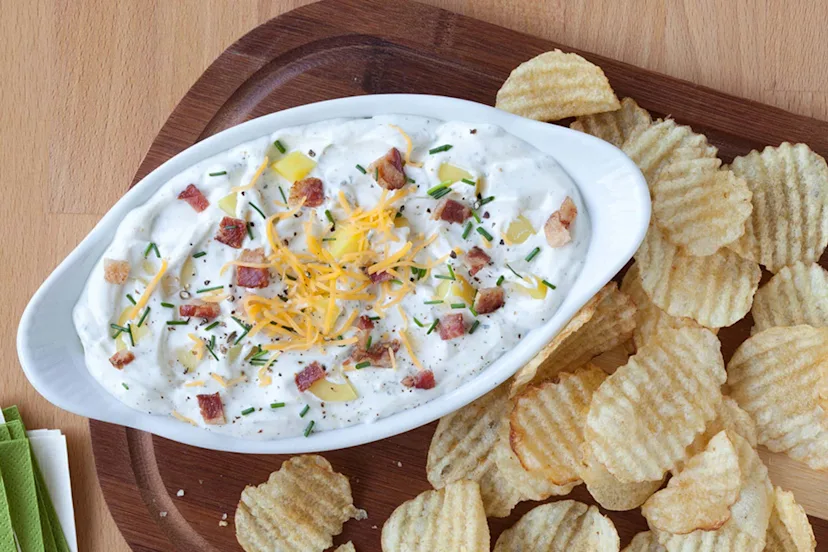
[3,0,827,549]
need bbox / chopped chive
[234,327,250,345]
[325,209,335,229]
[368,316,381,321]
[374,167,379,180]
[390,279,403,285]
[303,420,315,437]
[110,323,129,338]
[542,280,557,290]
[426,319,440,335]
[204,321,220,331]
[461,178,476,186]
[193,251,207,258]
[525,247,541,262]
[241,407,255,416]
[205,340,219,361]
[365,336,373,350]
[434,275,454,280]
[431,187,451,200]
[450,303,466,309]
[395,211,402,218]
[506,264,522,278]
[469,320,481,334]
[413,317,425,328]
[496,275,505,286]
[161,302,175,308]
[233,315,253,329]
[299,405,310,418]
[270,402,285,409]
[224,225,238,230]
[209,171,227,177]
[462,222,473,239]
[469,305,478,317]
[126,294,137,305]
[356,164,367,174]
[250,202,266,218]
[429,144,453,154]
[355,361,371,369]
[197,285,224,294]
[143,242,160,259]
[476,227,494,241]
[424,300,443,305]
[273,140,286,154]
[322,237,336,242]
[471,210,482,223]
[447,264,456,280]
[407,176,416,184]
[137,307,151,327]
[478,196,495,207]
[122,383,130,390]
[285,274,297,281]
[126,324,135,346]
[427,183,449,197]
[278,186,288,204]
[246,221,254,240]
[167,319,190,326]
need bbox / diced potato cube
[505,215,536,245]
[438,163,473,184]
[327,224,365,260]
[115,307,150,350]
[272,152,316,183]
[227,345,243,364]
[513,275,548,299]
[309,377,358,402]
[179,257,196,288]
[218,193,237,216]
[436,275,476,305]
[176,347,202,373]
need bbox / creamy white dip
[73,115,590,439]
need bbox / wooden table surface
[3,0,827,549]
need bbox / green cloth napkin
[0,465,15,552]
[0,435,43,552]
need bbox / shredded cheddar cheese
[231,156,269,193]
[172,411,198,426]
[389,124,423,167]
[187,333,205,360]
[398,330,425,371]
[211,373,228,388]
[128,259,168,320]
[184,380,205,388]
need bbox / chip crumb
[198,479,204,485]
[396,461,403,467]
[159,511,167,518]
[219,520,228,527]
[222,513,228,520]
[176,489,185,497]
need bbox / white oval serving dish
[17,94,649,453]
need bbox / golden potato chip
[335,543,356,552]
[651,156,752,256]
[578,442,663,511]
[727,325,828,471]
[492,421,579,501]
[621,119,714,183]
[751,262,828,334]
[635,223,761,328]
[642,431,741,534]
[657,432,773,552]
[765,487,816,552]
[495,50,620,121]
[590,340,636,374]
[511,282,636,394]
[381,480,489,552]
[728,143,828,273]
[570,97,652,148]
[621,263,703,348]
[623,532,665,552]
[426,384,522,517]
[235,455,365,552]
[510,364,607,485]
[585,327,726,483]
[493,500,619,552]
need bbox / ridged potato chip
[335,543,356,552]
[511,282,636,394]
[381,480,489,552]
[635,223,761,328]
[621,119,714,183]
[751,262,828,334]
[493,500,619,552]
[510,364,607,485]
[496,50,620,121]
[426,384,522,517]
[726,325,828,471]
[651,155,752,255]
[764,487,816,552]
[623,532,665,552]
[578,442,663,511]
[657,432,773,552]
[728,143,828,273]
[235,455,365,552]
[585,327,726,483]
[621,263,703,348]
[675,396,757,473]
[642,431,741,534]
[570,97,652,148]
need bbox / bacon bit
[196,392,226,425]
[433,198,471,224]
[369,148,407,190]
[289,177,325,207]
[295,361,326,392]
[544,196,578,248]
[103,259,130,284]
[178,184,210,212]
[235,248,270,289]
[473,286,505,314]
[108,350,135,369]
[464,247,491,276]
[179,302,221,320]
[350,338,401,368]
[369,270,393,284]
[438,313,465,341]
[402,370,436,389]
[215,216,247,248]
[356,315,375,331]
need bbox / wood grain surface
[4,0,828,550]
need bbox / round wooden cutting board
[90,0,828,550]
